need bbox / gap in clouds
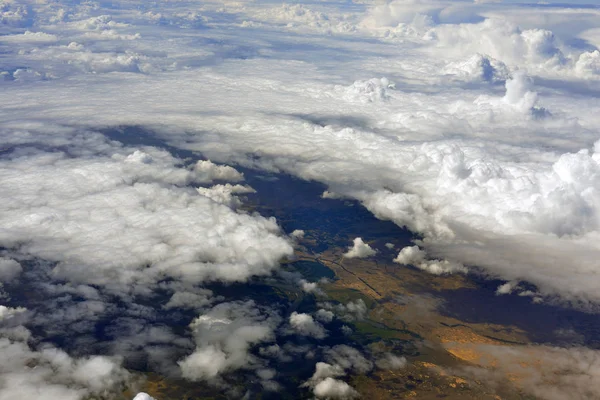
[101,126,600,351]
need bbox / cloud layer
[2,0,600,398]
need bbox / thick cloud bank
[0,127,293,394]
[0,0,597,305]
[0,133,292,292]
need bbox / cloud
[0,257,22,282]
[299,279,322,294]
[324,345,373,374]
[376,353,407,370]
[575,50,600,77]
[0,31,58,44]
[319,299,368,322]
[290,229,305,239]
[194,160,245,183]
[288,312,328,339]
[0,142,292,293]
[502,71,540,113]
[315,309,335,323]
[449,344,600,400]
[1,0,600,394]
[0,336,129,400]
[133,393,156,400]
[302,362,359,400]
[343,238,377,259]
[394,246,467,275]
[0,305,27,321]
[196,183,256,208]
[313,377,360,399]
[179,300,280,382]
[336,78,395,103]
[304,362,345,386]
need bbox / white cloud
[133,393,156,400]
[315,309,335,323]
[0,337,129,400]
[288,312,328,339]
[319,299,368,322]
[179,301,280,382]
[196,183,256,208]
[163,290,214,310]
[299,279,321,294]
[194,160,244,183]
[0,142,292,293]
[0,305,26,321]
[0,31,58,43]
[290,229,305,239]
[2,0,600,393]
[376,353,407,370]
[394,246,467,275]
[324,345,373,374]
[302,362,359,399]
[313,377,360,399]
[0,257,22,282]
[343,238,377,259]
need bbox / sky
[2,0,600,399]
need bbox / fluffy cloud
[319,299,368,322]
[179,301,280,382]
[288,312,328,339]
[315,309,335,323]
[0,257,22,282]
[313,377,359,399]
[343,238,377,259]
[0,336,129,400]
[0,142,292,293]
[394,246,467,275]
[302,346,371,400]
[133,393,156,400]
[324,345,373,375]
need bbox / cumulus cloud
[0,336,129,400]
[313,377,360,399]
[194,160,244,183]
[336,77,395,103]
[315,309,335,323]
[288,312,328,339]
[196,183,256,208]
[0,142,292,293]
[319,299,368,322]
[343,238,377,259]
[443,54,509,83]
[0,305,26,321]
[179,300,280,382]
[299,279,322,295]
[0,257,22,282]
[324,345,373,374]
[302,350,367,400]
[394,246,467,275]
[290,229,305,240]
[133,393,156,400]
